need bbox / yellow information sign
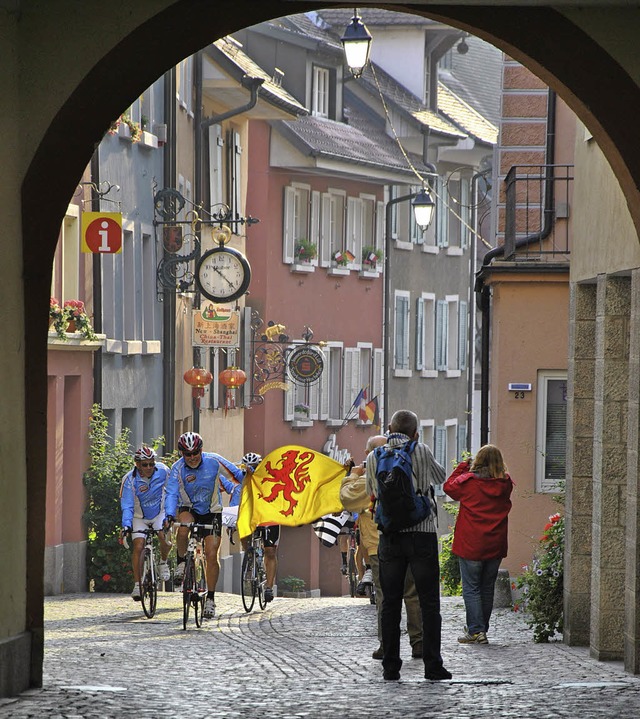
[81,212,123,253]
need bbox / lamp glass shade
[341,15,372,78]
[412,188,435,229]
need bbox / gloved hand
[163,515,174,531]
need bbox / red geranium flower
[102,574,111,582]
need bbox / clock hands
[211,264,236,289]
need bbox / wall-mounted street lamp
[341,9,372,78]
[411,186,436,230]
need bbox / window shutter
[309,383,319,420]
[394,295,409,370]
[457,424,468,462]
[342,348,359,419]
[228,130,242,220]
[310,191,320,265]
[435,426,447,467]
[208,124,223,209]
[416,298,424,370]
[372,348,383,400]
[284,353,295,420]
[283,186,296,263]
[320,193,332,267]
[436,178,449,248]
[458,300,468,370]
[461,180,470,249]
[319,346,331,420]
[346,197,360,263]
[376,201,385,254]
[436,300,448,371]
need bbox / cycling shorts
[179,509,222,538]
[255,525,280,547]
[132,511,164,539]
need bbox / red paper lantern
[183,366,213,407]
[218,366,247,413]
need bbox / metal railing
[503,164,573,261]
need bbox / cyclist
[165,431,244,619]
[119,445,173,601]
[238,452,279,603]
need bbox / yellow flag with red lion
[237,446,347,538]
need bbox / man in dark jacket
[444,444,514,645]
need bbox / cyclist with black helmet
[165,431,244,619]
[119,445,173,601]
[237,452,279,603]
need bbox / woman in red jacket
[443,444,514,645]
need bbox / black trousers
[379,531,444,674]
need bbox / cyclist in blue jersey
[165,431,244,619]
[120,445,173,601]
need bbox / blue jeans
[458,557,502,635]
[379,532,444,675]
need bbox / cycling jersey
[166,452,243,516]
[120,462,171,527]
[219,471,242,507]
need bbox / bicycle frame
[173,522,212,630]
[241,529,267,612]
[137,528,160,619]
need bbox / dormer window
[312,65,331,118]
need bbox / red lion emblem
[259,449,314,516]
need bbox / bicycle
[122,527,165,619]
[172,522,211,630]
[347,527,358,598]
[241,528,267,612]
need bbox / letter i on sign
[81,212,123,254]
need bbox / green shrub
[83,404,172,592]
[279,576,306,592]
[439,502,461,596]
[514,510,564,642]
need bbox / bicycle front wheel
[193,555,207,628]
[182,557,194,630]
[256,553,267,610]
[348,551,358,598]
[139,550,157,619]
[241,550,256,612]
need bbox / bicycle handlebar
[171,521,216,530]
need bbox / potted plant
[279,575,307,597]
[294,238,317,263]
[49,297,68,340]
[362,245,383,268]
[63,300,98,340]
[333,250,349,267]
[294,403,310,419]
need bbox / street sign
[81,212,123,253]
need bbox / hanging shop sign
[81,212,123,253]
[288,346,324,385]
[192,302,240,347]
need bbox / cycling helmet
[242,452,262,469]
[178,431,203,453]
[134,445,156,462]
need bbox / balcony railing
[503,164,573,262]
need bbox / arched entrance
[4,0,640,697]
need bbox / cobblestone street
[2,592,640,718]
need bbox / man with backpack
[365,409,452,682]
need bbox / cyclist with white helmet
[237,452,279,604]
[165,431,244,619]
[119,445,172,601]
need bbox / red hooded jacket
[443,460,514,561]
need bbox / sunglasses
[183,450,201,457]
[138,461,155,468]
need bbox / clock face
[195,246,251,303]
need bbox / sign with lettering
[193,302,240,347]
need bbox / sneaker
[264,587,274,603]
[131,585,141,601]
[360,568,373,584]
[425,666,452,681]
[372,646,384,660]
[173,562,185,584]
[411,643,423,659]
[158,561,170,581]
[355,581,368,597]
[458,630,488,644]
[340,563,348,576]
[203,598,216,619]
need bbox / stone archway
[5,0,640,697]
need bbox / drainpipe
[91,151,102,407]
[192,72,264,432]
[475,89,557,445]
[162,67,177,453]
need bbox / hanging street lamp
[341,9,372,79]
[412,186,436,230]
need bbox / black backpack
[373,440,432,533]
